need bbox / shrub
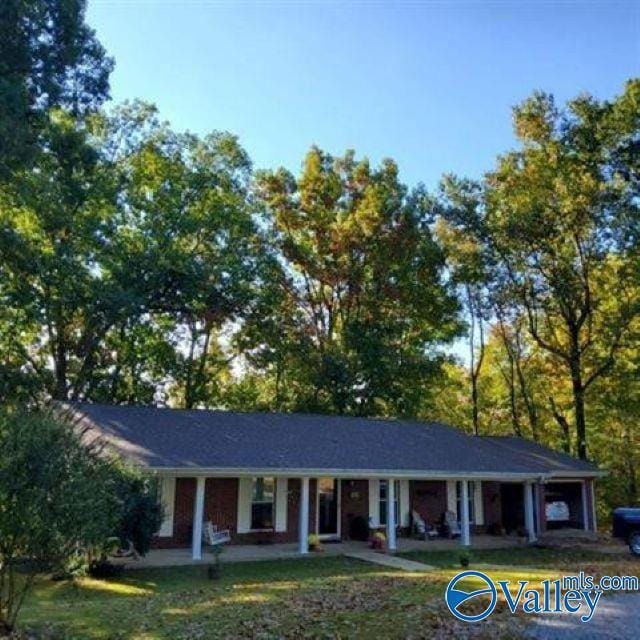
[112,465,163,557]
[0,408,120,633]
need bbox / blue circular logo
[445,570,497,622]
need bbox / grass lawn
[17,548,640,639]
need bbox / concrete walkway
[345,550,435,572]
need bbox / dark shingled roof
[478,436,599,475]
[66,403,600,478]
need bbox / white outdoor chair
[203,521,231,548]
[412,510,438,540]
[443,510,461,538]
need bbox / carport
[544,481,588,530]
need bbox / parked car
[545,501,570,522]
[612,507,640,556]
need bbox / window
[251,477,275,530]
[456,481,475,523]
[379,480,399,526]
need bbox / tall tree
[435,177,490,435]
[0,0,112,176]
[484,81,640,459]
[493,312,539,441]
[0,102,262,405]
[103,103,261,408]
[245,147,460,416]
[0,108,119,401]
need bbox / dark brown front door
[318,478,339,537]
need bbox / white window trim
[399,479,410,527]
[446,480,457,514]
[378,479,401,527]
[378,478,411,527]
[452,480,482,525]
[157,475,176,537]
[275,477,288,532]
[237,477,253,533]
[315,478,341,539]
[474,481,484,526]
[249,477,276,532]
[368,479,380,527]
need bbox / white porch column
[524,481,536,543]
[581,482,589,531]
[387,478,397,552]
[460,480,470,547]
[590,481,598,533]
[299,477,310,554]
[192,476,206,560]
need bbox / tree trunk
[569,354,587,460]
[471,374,480,436]
[507,360,522,437]
[515,362,538,441]
[467,285,484,436]
[184,323,198,409]
[549,396,572,454]
[53,338,68,400]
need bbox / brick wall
[234,478,312,544]
[153,477,196,549]
[481,481,502,531]
[153,478,593,549]
[204,477,238,536]
[410,480,447,527]
[153,476,326,548]
[156,476,539,548]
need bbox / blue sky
[88,0,639,190]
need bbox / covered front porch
[125,535,525,569]
[157,474,562,562]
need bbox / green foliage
[0,102,264,407]
[0,407,166,630]
[0,0,112,177]
[0,25,638,531]
[0,408,120,631]
[242,147,461,416]
[113,467,163,557]
[435,80,640,461]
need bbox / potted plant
[308,533,323,552]
[370,530,386,551]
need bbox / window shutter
[446,480,457,514]
[399,480,410,527]
[474,481,484,526]
[237,477,253,533]
[158,476,176,537]
[275,477,288,532]
[368,479,380,527]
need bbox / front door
[317,478,339,538]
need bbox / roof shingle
[66,403,600,478]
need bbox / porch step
[345,551,435,572]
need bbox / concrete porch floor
[120,535,524,569]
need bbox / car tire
[629,531,640,556]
